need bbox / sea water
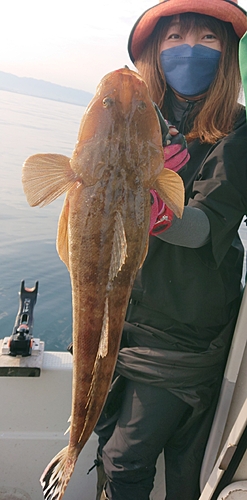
[0,90,84,350]
[0,89,247,351]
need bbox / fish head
[70,68,165,188]
[97,67,153,117]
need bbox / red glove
[149,190,174,235]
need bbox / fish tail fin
[40,446,76,500]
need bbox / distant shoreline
[1,87,89,108]
[0,70,94,107]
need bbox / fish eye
[103,97,114,108]
[137,101,147,113]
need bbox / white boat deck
[1,284,247,500]
[0,348,165,500]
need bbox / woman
[95,1,247,499]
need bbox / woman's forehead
[166,13,218,33]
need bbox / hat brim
[128,0,247,62]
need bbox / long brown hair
[135,13,241,143]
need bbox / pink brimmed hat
[128,0,247,62]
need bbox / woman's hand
[164,122,190,172]
[149,190,174,235]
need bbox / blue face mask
[160,44,221,98]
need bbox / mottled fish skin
[22,67,184,500]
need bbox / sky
[1,0,247,94]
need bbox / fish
[22,67,184,500]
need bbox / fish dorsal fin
[64,415,72,436]
[108,211,127,282]
[98,298,109,358]
[153,168,184,219]
[57,197,70,271]
[22,153,78,207]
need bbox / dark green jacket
[116,107,247,416]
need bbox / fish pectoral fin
[153,168,184,219]
[108,211,127,281]
[57,197,70,270]
[22,153,78,207]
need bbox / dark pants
[96,378,216,500]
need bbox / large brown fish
[22,67,184,500]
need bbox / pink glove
[164,143,190,172]
[163,123,190,172]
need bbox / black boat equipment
[0,281,44,376]
[9,280,39,357]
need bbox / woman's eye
[202,33,217,40]
[167,33,181,40]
